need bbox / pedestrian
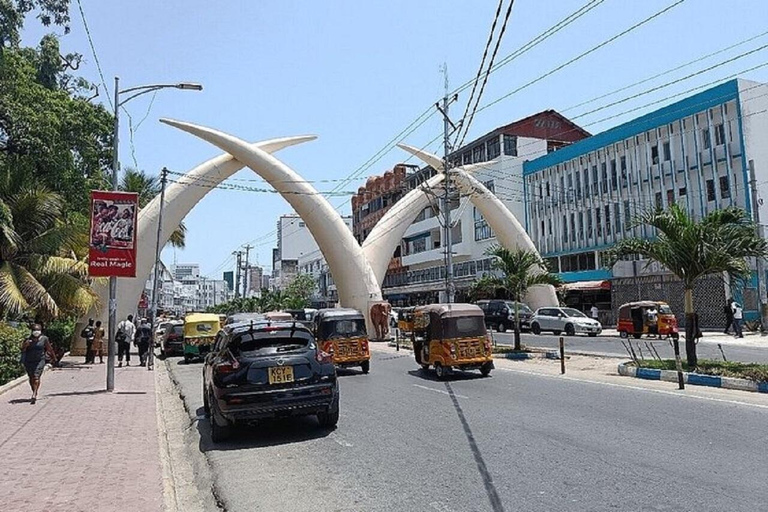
[645,306,659,337]
[135,318,152,367]
[81,318,96,364]
[590,304,599,320]
[723,297,734,334]
[92,320,105,364]
[20,324,57,404]
[116,314,136,367]
[732,301,744,338]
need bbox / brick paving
[0,355,164,512]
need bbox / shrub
[45,318,76,359]
[0,322,28,385]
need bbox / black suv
[476,299,533,333]
[202,321,339,442]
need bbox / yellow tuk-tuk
[313,308,370,374]
[412,303,493,379]
[396,306,415,333]
[183,313,221,363]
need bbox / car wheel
[531,323,541,335]
[565,324,575,336]
[184,354,192,364]
[434,362,448,381]
[361,360,370,374]
[210,408,232,443]
[497,322,506,333]
[587,333,598,337]
[632,333,642,339]
[553,330,561,336]
[318,398,340,429]
[480,362,492,377]
[203,384,211,417]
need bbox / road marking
[413,384,468,399]
[330,433,353,448]
[496,367,768,410]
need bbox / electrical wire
[75,0,112,110]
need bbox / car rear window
[233,329,313,353]
[171,325,183,335]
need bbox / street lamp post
[107,78,202,391]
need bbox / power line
[74,0,112,109]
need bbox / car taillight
[322,341,334,355]
[214,361,238,374]
[316,349,333,364]
[484,334,492,353]
[450,344,456,357]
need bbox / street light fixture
[106,77,202,391]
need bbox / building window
[575,170,581,199]
[604,205,611,236]
[595,207,602,238]
[463,151,472,165]
[600,163,608,194]
[610,160,618,191]
[584,169,590,197]
[706,179,716,201]
[592,165,598,193]
[473,207,494,241]
[487,137,501,159]
[624,200,632,226]
[667,189,674,205]
[546,182,550,197]
[715,123,726,146]
[651,145,659,164]
[578,212,584,240]
[702,128,711,150]
[562,215,568,244]
[570,213,576,243]
[719,176,731,199]
[655,192,662,210]
[620,156,627,188]
[587,211,593,239]
[503,134,517,156]
[548,219,552,235]
[614,202,621,234]
[472,144,486,163]
[663,141,671,162]
[679,186,687,196]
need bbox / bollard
[672,337,685,390]
[559,337,565,374]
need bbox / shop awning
[561,280,611,291]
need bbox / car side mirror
[558,313,564,318]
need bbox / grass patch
[631,359,768,382]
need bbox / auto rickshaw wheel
[420,364,430,371]
[531,323,541,335]
[434,362,448,380]
[632,333,642,339]
[480,363,492,377]
[361,360,370,374]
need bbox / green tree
[119,168,186,248]
[0,181,98,320]
[285,273,315,305]
[1,0,71,48]
[609,204,768,367]
[486,246,562,350]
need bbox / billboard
[88,190,139,277]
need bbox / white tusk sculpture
[74,135,316,356]
[391,143,558,310]
[160,119,383,333]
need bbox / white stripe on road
[413,384,468,399]
[330,433,353,448]
[496,367,768,410]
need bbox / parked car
[160,321,184,357]
[155,320,175,347]
[530,307,602,337]
[476,299,533,333]
[202,320,339,442]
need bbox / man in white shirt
[590,305,599,320]
[732,302,744,338]
[116,314,136,367]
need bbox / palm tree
[120,168,186,248]
[486,246,563,350]
[0,183,99,320]
[609,204,768,367]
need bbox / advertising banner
[88,190,139,277]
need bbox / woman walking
[20,324,57,404]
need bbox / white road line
[413,384,468,399]
[496,367,768,410]
[330,433,353,448]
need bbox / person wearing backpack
[81,318,96,364]
[116,314,136,367]
[135,318,153,367]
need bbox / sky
[21,0,768,279]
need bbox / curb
[0,374,27,395]
[617,362,768,393]
[495,351,562,360]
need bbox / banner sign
[88,190,139,277]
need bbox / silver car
[530,307,602,337]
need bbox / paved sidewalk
[600,328,768,348]
[0,355,163,512]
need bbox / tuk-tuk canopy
[415,303,484,319]
[314,308,364,322]
[619,301,669,309]
[183,313,221,338]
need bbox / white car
[530,307,602,337]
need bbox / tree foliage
[1,0,71,48]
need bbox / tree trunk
[683,287,698,368]
[513,294,521,351]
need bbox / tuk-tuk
[285,308,318,327]
[183,313,221,363]
[396,306,415,333]
[617,301,679,340]
[264,311,293,322]
[313,308,370,373]
[412,303,494,379]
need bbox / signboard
[88,190,139,277]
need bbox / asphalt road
[165,348,767,512]
[493,331,768,364]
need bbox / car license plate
[336,344,349,357]
[268,366,294,384]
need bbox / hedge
[0,323,28,386]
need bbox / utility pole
[233,251,242,299]
[242,244,253,298]
[436,63,459,303]
[147,167,168,371]
[749,159,768,330]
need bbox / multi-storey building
[379,110,590,305]
[523,79,768,326]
